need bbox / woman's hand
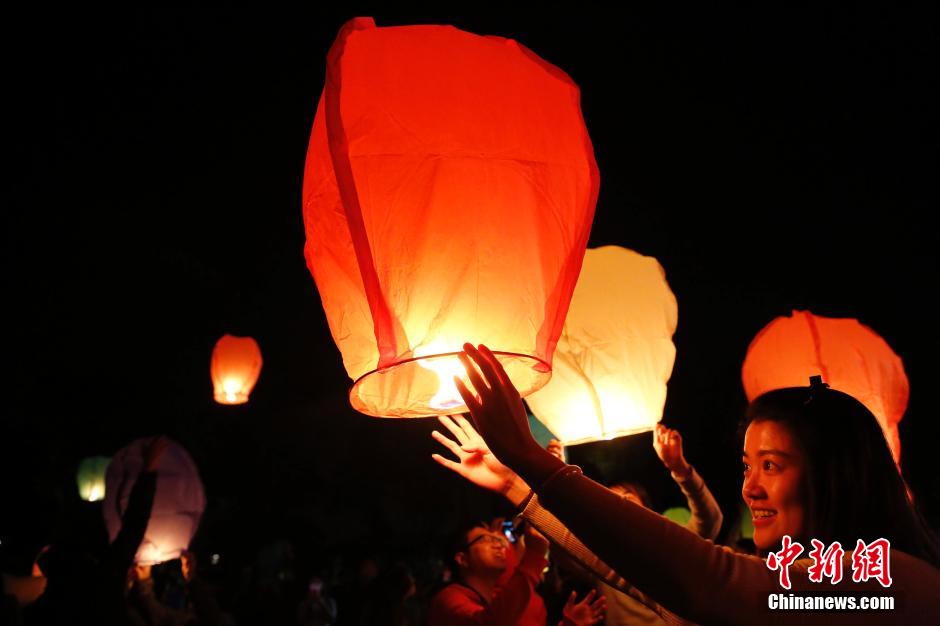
[561,589,607,626]
[453,343,562,485]
[431,414,531,506]
[653,424,691,479]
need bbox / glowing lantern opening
[210,334,262,405]
[303,17,598,418]
[526,247,678,445]
[76,456,110,502]
[415,352,469,411]
[741,310,909,464]
[103,437,206,565]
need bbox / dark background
[4,3,937,573]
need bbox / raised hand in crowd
[652,424,691,479]
[561,589,606,626]
[431,413,531,505]
[452,343,560,486]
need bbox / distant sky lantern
[76,456,110,502]
[211,334,262,405]
[103,437,206,565]
[741,310,909,463]
[302,18,598,418]
[526,247,678,445]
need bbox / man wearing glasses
[429,522,605,625]
[428,522,549,625]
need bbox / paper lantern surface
[211,334,262,405]
[741,310,909,463]
[526,246,678,445]
[303,18,598,417]
[76,456,110,502]
[103,438,206,565]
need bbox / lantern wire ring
[351,350,552,386]
[349,350,553,417]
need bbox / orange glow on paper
[526,247,678,445]
[210,334,262,405]
[742,310,909,463]
[0,573,46,607]
[303,18,598,417]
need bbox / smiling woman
[440,344,940,625]
[742,420,807,550]
[741,382,937,559]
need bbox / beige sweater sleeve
[673,466,723,541]
[521,495,693,626]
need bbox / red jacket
[428,541,547,626]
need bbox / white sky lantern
[526,246,678,445]
[103,437,206,565]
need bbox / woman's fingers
[454,377,482,414]
[463,344,496,387]
[438,415,470,446]
[463,343,503,391]
[458,351,490,397]
[431,453,466,476]
[453,413,484,446]
[431,430,466,459]
[477,343,512,387]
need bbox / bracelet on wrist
[539,463,583,493]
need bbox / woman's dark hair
[741,383,940,568]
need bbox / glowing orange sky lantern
[742,310,909,463]
[526,247,678,445]
[210,334,262,405]
[303,18,599,417]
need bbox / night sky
[4,4,938,572]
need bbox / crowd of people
[3,344,940,625]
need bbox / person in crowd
[296,575,337,626]
[333,556,378,626]
[128,551,232,626]
[428,520,605,626]
[434,343,940,625]
[26,436,167,626]
[543,425,722,625]
[360,562,415,626]
[485,515,551,626]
